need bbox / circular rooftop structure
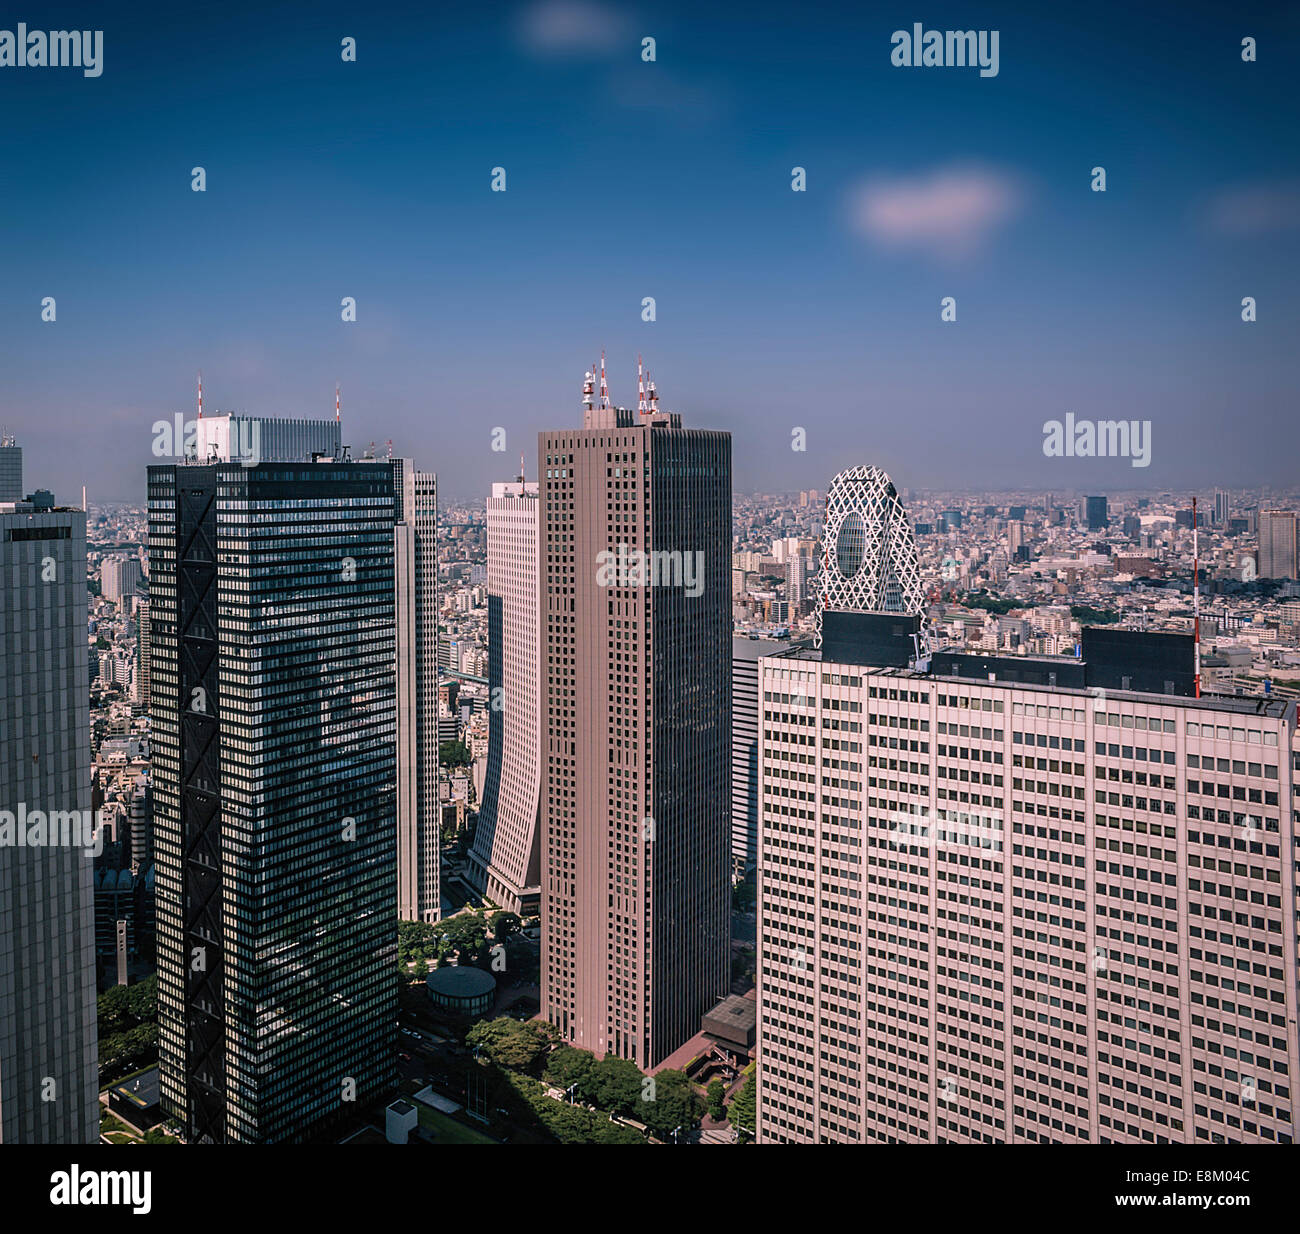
[426,965,496,1015]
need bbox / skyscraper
[756,631,1299,1145]
[392,458,440,923]
[0,490,98,1143]
[540,359,731,1067]
[0,433,21,502]
[1086,495,1109,531]
[149,458,398,1142]
[1214,489,1231,528]
[134,597,151,709]
[101,554,142,603]
[468,474,543,915]
[816,465,924,645]
[732,637,785,882]
[1258,510,1298,581]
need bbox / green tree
[640,1068,702,1139]
[439,741,472,767]
[728,1068,757,1142]
[706,1078,726,1120]
[466,1017,548,1073]
[489,910,521,939]
[582,1055,644,1117]
[545,1044,594,1092]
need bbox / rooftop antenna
[582,364,595,413]
[518,451,526,484]
[386,438,393,460]
[637,354,647,417]
[1193,494,1201,698]
[599,350,609,411]
[335,384,341,424]
[197,371,203,420]
[647,367,659,416]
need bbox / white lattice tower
[815,464,924,647]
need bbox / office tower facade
[732,637,785,882]
[0,498,98,1142]
[816,465,923,645]
[756,639,1299,1145]
[540,365,731,1067]
[468,478,543,915]
[0,434,21,501]
[127,777,151,874]
[134,597,151,709]
[101,554,143,603]
[1086,495,1109,531]
[393,459,440,923]
[1258,510,1298,581]
[148,460,398,1143]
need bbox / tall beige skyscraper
[540,359,732,1067]
[1258,510,1298,580]
[394,459,440,923]
[468,475,543,915]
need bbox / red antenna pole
[335,384,341,424]
[1193,495,1201,698]
[197,371,203,420]
[637,354,646,417]
[599,350,609,411]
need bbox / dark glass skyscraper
[1086,495,1109,531]
[148,460,398,1143]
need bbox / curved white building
[815,465,924,644]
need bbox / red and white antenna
[335,384,341,424]
[519,451,526,484]
[647,367,659,416]
[637,354,647,416]
[599,350,610,411]
[582,364,595,412]
[1193,494,1201,699]
[386,438,393,460]
[197,371,203,420]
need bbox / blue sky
[1,0,1297,502]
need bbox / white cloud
[1204,182,1300,235]
[517,0,628,57]
[849,165,1025,260]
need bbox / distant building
[393,459,440,924]
[1259,511,1298,580]
[732,637,786,881]
[1085,495,1108,531]
[468,477,543,916]
[102,555,142,604]
[0,434,21,501]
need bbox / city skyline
[2,2,1298,504]
[4,1,1300,1203]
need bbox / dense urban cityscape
[3,1,1296,1218]
[4,385,1300,1165]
